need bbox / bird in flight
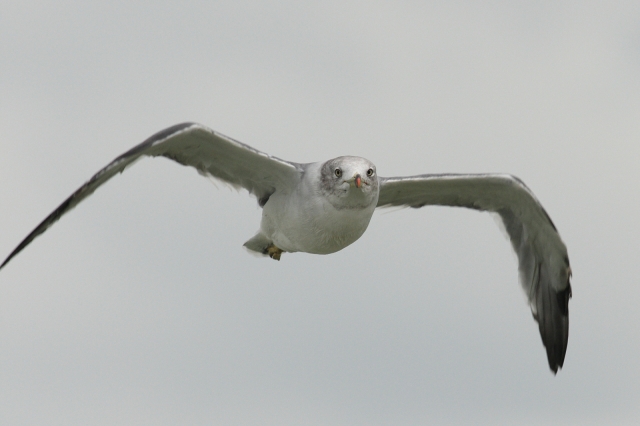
[1,122,572,373]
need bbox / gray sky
[1,1,639,424]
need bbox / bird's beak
[352,174,362,189]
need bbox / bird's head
[319,156,379,209]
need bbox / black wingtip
[557,281,572,316]
[0,233,38,272]
[0,186,80,273]
[0,258,10,271]
[538,282,572,374]
[0,243,29,271]
[1,236,36,272]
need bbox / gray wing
[1,122,303,270]
[377,173,572,373]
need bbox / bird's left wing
[377,173,572,373]
[1,122,303,270]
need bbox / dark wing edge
[377,174,572,373]
[1,122,302,270]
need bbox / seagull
[0,122,572,373]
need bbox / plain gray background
[1,1,639,424]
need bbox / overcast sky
[1,1,640,425]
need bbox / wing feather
[1,123,302,269]
[377,173,572,373]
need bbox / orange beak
[355,174,362,188]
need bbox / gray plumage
[0,122,572,373]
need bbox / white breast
[259,162,378,254]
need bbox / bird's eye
[334,168,342,177]
[366,168,375,177]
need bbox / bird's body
[247,157,379,256]
[0,122,572,373]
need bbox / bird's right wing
[1,123,303,270]
[377,173,572,373]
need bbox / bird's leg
[265,244,284,261]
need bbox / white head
[318,156,379,210]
